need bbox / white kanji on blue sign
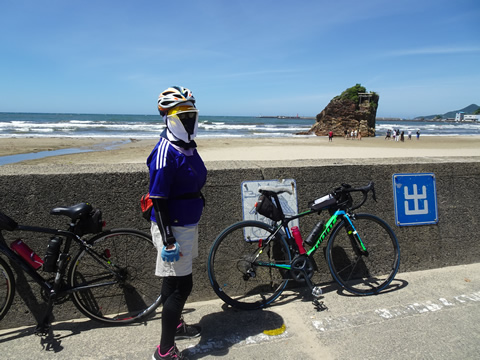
[392,173,438,226]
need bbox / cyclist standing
[148,86,207,360]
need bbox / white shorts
[151,222,199,277]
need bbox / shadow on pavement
[183,306,285,359]
[0,314,161,353]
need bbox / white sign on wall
[241,179,299,228]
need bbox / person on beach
[148,86,207,360]
[328,130,333,142]
[408,130,412,140]
[417,130,421,140]
[344,129,348,139]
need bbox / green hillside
[416,104,480,119]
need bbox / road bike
[0,202,162,334]
[208,182,400,310]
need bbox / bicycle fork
[343,214,368,257]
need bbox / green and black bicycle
[207,182,400,310]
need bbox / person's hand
[161,243,181,262]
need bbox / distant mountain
[416,104,479,119]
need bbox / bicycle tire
[0,256,15,322]
[208,220,291,310]
[326,213,400,295]
[68,229,162,324]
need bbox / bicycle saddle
[258,186,293,195]
[50,203,93,221]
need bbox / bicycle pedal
[312,286,323,298]
[312,299,328,312]
[34,324,50,336]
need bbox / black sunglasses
[177,112,197,121]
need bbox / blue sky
[1,0,478,118]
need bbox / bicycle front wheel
[68,229,162,324]
[208,220,291,310]
[0,256,15,321]
[326,213,400,295]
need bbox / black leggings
[160,274,193,354]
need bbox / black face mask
[178,112,197,136]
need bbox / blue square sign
[393,173,438,226]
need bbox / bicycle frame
[0,225,74,294]
[304,210,367,255]
[0,223,122,333]
[255,208,367,282]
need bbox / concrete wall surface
[0,156,479,329]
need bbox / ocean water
[0,112,479,139]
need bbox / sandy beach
[0,136,479,165]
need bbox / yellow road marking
[263,323,286,336]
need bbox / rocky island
[302,84,379,137]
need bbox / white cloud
[386,46,480,57]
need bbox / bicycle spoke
[327,214,400,295]
[69,230,162,323]
[0,258,15,321]
[208,221,291,310]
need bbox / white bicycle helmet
[158,86,198,143]
[157,86,196,114]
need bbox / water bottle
[304,221,325,246]
[290,226,306,254]
[10,239,44,270]
[43,237,63,272]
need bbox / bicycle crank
[40,278,69,304]
[290,255,315,283]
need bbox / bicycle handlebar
[254,181,377,223]
[332,181,376,211]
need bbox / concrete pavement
[1,263,479,359]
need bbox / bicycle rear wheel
[208,220,291,310]
[68,229,162,324]
[0,256,15,321]
[326,213,400,295]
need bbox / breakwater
[1,157,479,329]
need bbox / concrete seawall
[1,156,479,329]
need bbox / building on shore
[455,112,480,122]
